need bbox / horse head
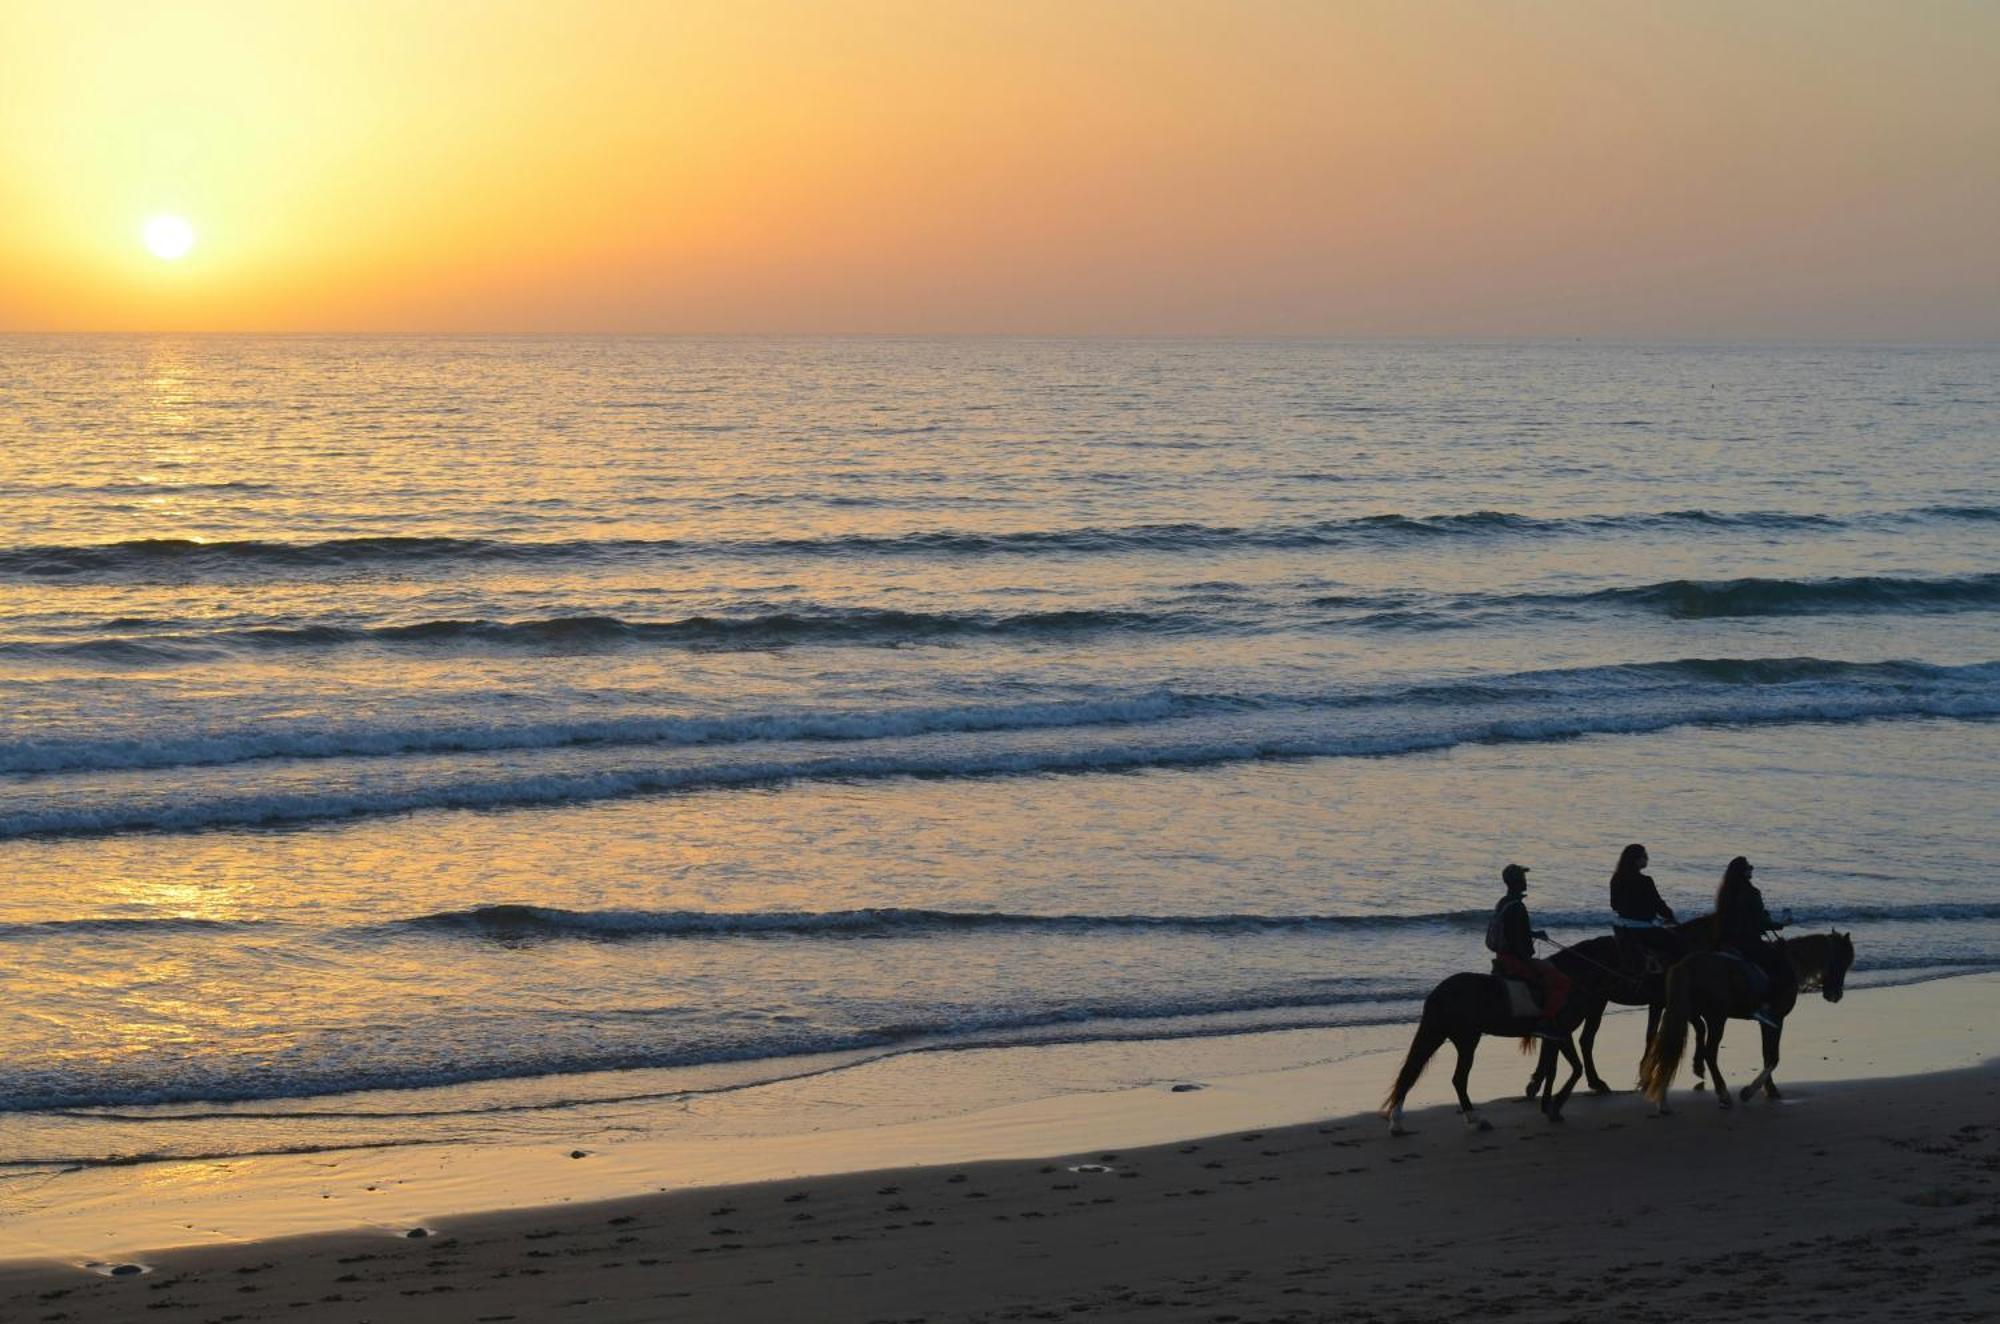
[1821,929,1854,1003]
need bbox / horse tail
[1518,1036,1536,1054]
[1380,997,1449,1116]
[1639,959,1693,1103]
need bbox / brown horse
[1380,946,1610,1135]
[1525,912,1718,1097]
[1637,931,1854,1113]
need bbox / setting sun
[141,214,196,261]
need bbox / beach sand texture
[3,1067,1994,1324]
[4,976,1993,1323]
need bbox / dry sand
[3,977,1996,1322]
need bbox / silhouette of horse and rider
[1381,846,1855,1135]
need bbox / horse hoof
[1738,1086,1756,1102]
[1546,1112,1566,1125]
[1692,1080,1706,1091]
[1717,1096,1733,1111]
[1589,1081,1613,1096]
[1477,1118,1494,1133]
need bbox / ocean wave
[13,569,2000,674]
[393,903,1492,939]
[0,693,1200,776]
[393,899,2000,942]
[2,656,1990,779]
[0,607,1191,665]
[1,656,1995,835]
[0,505,1977,577]
[3,954,1990,1115]
[7,898,1993,947]
[2,677,1996,841]
[0,916,254,940]
[0,982,1417,1113]
[1572,572,2000,619]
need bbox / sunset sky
[2,0,1995,337]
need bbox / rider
[1609,843,1683,972]
[1714,856,1792,1029]
[1487,863,1570,1041]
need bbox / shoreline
[2,973,1993,1272]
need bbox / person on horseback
[1715,855,1792,1029]
[1486,863,1570,1040]
[1609,842,1683,973]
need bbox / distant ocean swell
[6,573,1999,668]
[1,665,1994,839]
[3,505,1996,576]
[0,657,1991,778]
[11,900,1995,945]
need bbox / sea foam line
[2,656,1994,777]
[1,681,1996,840]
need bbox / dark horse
[1638,931,1854,1113]
[1526,913,1718,1098]
[1380,948,1607,1135]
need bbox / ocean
[1,336,1995,1174]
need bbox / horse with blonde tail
[1638,931,1854,1113]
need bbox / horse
[1380,947,1608,1136]
[1526,913,1718,1097]
[1637,931,1854,1113]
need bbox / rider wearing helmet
[1487,863,1570,1041]
[1609,843,1683,972]
[1714,856,1792,1029]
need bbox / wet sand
[4,975,1996,1322]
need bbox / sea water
[0,337,1994,1173]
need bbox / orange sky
[2,0,1995,337]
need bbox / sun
[142,214,196,261]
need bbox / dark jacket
[1716,880,1777,953]
[1492,893,1536,962]
[1611,870,1676,924]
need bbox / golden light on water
[142,215,196,260]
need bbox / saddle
[1614,927,1669,979]
[1718,948,1771,1002]
[1500,979,1541,1019]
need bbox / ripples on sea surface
[0,337,1994,1166]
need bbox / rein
[1541,932,1648,990]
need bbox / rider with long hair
[1715,856,1792,1028]
[1488,863,1569,1040]
[1609,842,1683,971]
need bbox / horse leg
[1691,1014,1707,1089]
[1545,1036,1584,1122]
[1450,1032,1491,1131]
[1382,1015,1450,1137]
[1580,1002,1611,1094]
[1705,1016,1732,1110]
[1741,1021,1783,1102]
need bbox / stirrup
[1531,1024,1565,1042]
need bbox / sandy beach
[5,975,1994,1322]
